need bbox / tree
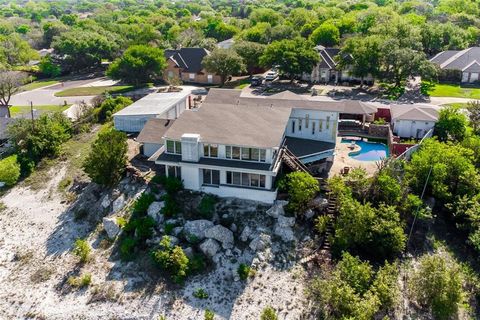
[249,8,282,26]
[151,235,190,283]
[467,100,480,133]
[39,55,61,78]
[95,96,132,123]
[83,129,128,186]
[0,34,38,67]
[0,71,26,114]
[233,41,265,75]
[408,254,465,320]
[260,38,319,81]
[434,106,468,142]
[310,22,340,47]
[107,45,167,85]
[202,49,245,86]
[278,172,319,214]
[42,21,69,48]
[0,155,21,187]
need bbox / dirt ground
[0,166,311,320]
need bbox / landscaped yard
[54,85,138,97]
[21,79,59,91]
[427,83,480,99]
[10,104,69,117]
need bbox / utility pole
[30,101,35,131]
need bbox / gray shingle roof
[137,118,175,144]
[390,104,439,121]
[430,47,480,71]
[164,48,210,73]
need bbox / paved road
[428,97,475,105]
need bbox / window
[203,144,218,158]
[312,121,316,135]
[319,120,323,132]
[291,120,296,133]
[305,114,310,128]
[167,166,181,179]
[207,74,213,83]
[202,169,219,185]
[226,146,265,162]
[326,116,330,129]
[299,119,302,131]
[226,171,267,188]
[166,140,181,154]
[260,149,266,162]
[189,73,195,80]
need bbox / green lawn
[427,83,480,99]
[54,85,138,97]
[10,104,69,116]
[21,80,59,91]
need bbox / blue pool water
[342,139,389,161]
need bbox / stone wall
[368,124,390,137]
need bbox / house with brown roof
[430,47,480,83]
[163,48,222,85]
[149,89,377,203]
[390,104,440,139]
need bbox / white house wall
[143,143,162,157]
[201,185,277,203]
[393,119,435,138]
[286,109,338,143]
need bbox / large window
[202,169,220,185]
[203,144,218,157]
[167,165,181,179]
[166,140,182,154]
[226,146,266,162]
[226,171,266,188]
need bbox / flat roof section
[113,90,190,117]
[284,136,336,158]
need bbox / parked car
[250,76,264,87]
[265,71,278,81]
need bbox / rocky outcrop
[112,194,126,212]
[266,200,288,218]
[199,238,220,257]
[240,226,253,242]
[147,201,165,224]
[205,225,234,249]
[103,217,120,239]
[249,233,271,252]
[184,219,214,242]
[274,216,296,242]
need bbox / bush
[188,254,207,274]
[314,215,330,235]
[161,194,180,217]
[95,96,133,123]
[193,288,209,299]
[133,193,155,215]
[0,155,21,187]
[198,195,217,219]
[237,263,254,280]
[68,273,92,288]
[260,306,278,320]
[39,55,61,77]
[151,236,189,283]
[277,172,319,214]
[164,222,175,235]
[119,236,137,261]
[157,175,183,194]
[204,309,215,320]
[72,239,91,263]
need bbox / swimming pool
[342,138,389,161]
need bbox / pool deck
[329,137,381,177]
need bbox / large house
[430,47,480,83]
[390,104,440,139]
[302,45,374,84]
[164,48,222,85]
[149,89,376,203]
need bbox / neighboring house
[113,90,191,132]
[302,45,373,84]
[217,38,234,49]
[390,104,440,139]
[137,118,175,157]
[164,48,222,85]
[149,89,375,203]
[430,47,480,83]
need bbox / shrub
[188,254,207,274]
[161,194,179,217]
[164,222,175,235]
[133,193,155,215]
[116,217,127,228]
[198,195,217,219]
[278,172,319,214]
[119,236,137,261]
[0,155,21,187]
[95,96,133,123]
[72,239,91,263]
[68,273,92,288]
[260,306,278,320]
[204,309,215,320]
[157,175,183,194]
[314,215,330,235]
[193,288,209,299]
[151,236,189,283]
[237,263,254,280]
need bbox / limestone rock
[101,195,111,209]
[172,226,184,237]
[277,216,295,228]
[199,238,220,257]
[103,217,120,239]
[274,225,295,242]
[249,233,271,252]
[230,223,237,233]
[112,194,126,212]
[240,226,253,242]
[147,201,165,224]
[184,219,214,242]
[205,225,234,249]
[266,200,287,218]
[183,247,194,259]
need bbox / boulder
[101,195,111,209]
[147,201,165,224]
[277,216,295,228]
[172,226,184,237]
[112,194,126,212]
[205,225,234,249]
[240,226,253,242]
[274,225,295,242]
[304,209,315,220]
[199,238,220,257]
[230,223,237,233]
[249,233,271,252]
[169,236,180,246]
[266,201,286,218]
[184,219,214,242]
[183,247,194,259]
[103,217,120,239]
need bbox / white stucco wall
[286,109,338,143]
[393,119,435,138]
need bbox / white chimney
[181,133,200,162]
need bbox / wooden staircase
[281,147,311,173]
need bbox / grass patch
[54,85,139,97]
[21,80,59,91]
[427,83,480,99]
[10,104,69,117]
